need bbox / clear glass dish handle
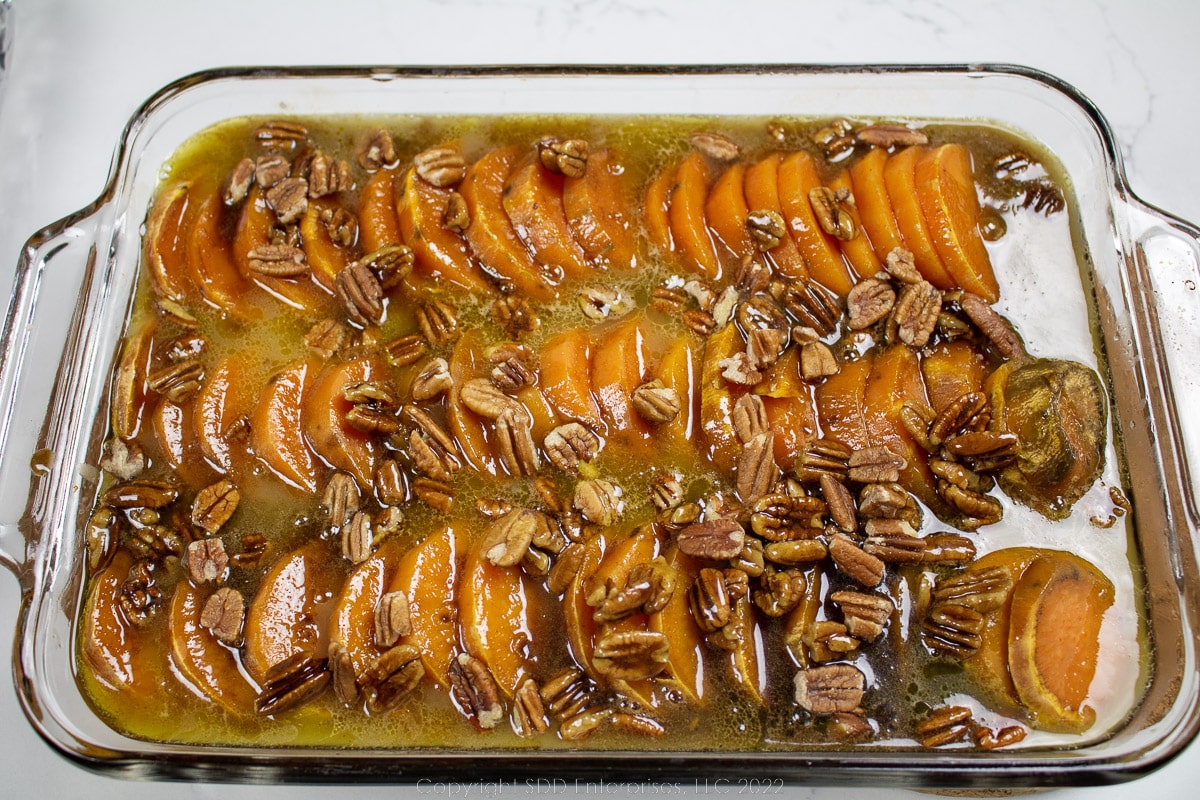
[0,217,101,580]
[1122,200,1200,529]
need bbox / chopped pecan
[712,285,741,328]
[689,131,740,161]
[809,186,857,241]
[248,243,308,277]
[491,295,539,339]
[307,152,351,197]
[888,281,941,348]
[794,663,866,715]
[573,478,623,526]
[414,146,467,188]
[537,137,589,178]
[185,538,229,585]
[411,357,453,402]
[100,438,145,481]
[336,263,385,327]
[734,255,771,296]
[831,590,893,642]
[631,380,681,425]
[416,298,460,346]
[443,190,470,232]
[359,128,397,170]
[855,123,928,148]
[265,176,309,224]
[511,677,550,737]
[677,518,745,560]
[847,278,896,330]
[592,629,670,681]
[200,586,245,646]
[735,432,779,505]
[746,209,786,251]
[363,644,425,713]
[544,422,602,473]
[718,352,764,386]
[812,119,856,161]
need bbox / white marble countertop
[0,1,1196,798]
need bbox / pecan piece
[916,705,973,748]
[480,509,538,567]
[363,644,425,713]
[800,341,839,380]
[794,663,867,715]
[829,533,885,587]
[855,123,928,148]
[100,438,145,481]
[265,176,308,224]
[735,431,779,504]
[449,653,504,729]
[731,393,769,444]
[749,493,826,541]
[416,298,460,346]
[847,278,896,330]
[411,357,454,402]
[184,538,229,585]
[755,567,806,617]
[830,590,894,642]
[409,429,458,482]
[746,209,786,251]
[305,318,349,357]
[592,629,670,681]
[307,152,351,197]
[889,281,941,348]
[689,131,740,161]
[248,243,307,277]
[224,157,256,204]
[544,422,602,473]
[677,518,745,560]
[537,137,589,178]
[375,590,412,648]
[649,473,685,512]
[795,438,851,483]
[932,565,1014,613]
[780,280,841,336]
[412,477,455,513]
[631,380,681,425]
[573,478,623,526]
[359,128,397,170]
[414,146,467,188]
[577,284,631,320]
[809,186,857,241]
[491,295,539,339]
[511,677,550,737]
[335,262,385,327]
[884,247,923,284]
[255,120,308,150]
[200,586,245,647]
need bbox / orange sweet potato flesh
[699,323,746,472]
[850,148,906,262]
[302,356,381,490]
[762,395,817,468]
[563,532,610,677]
[656,335,700,445]
[460,540,539,695]
[83,550,156,692]
[728,597,765,705]
[447,330,499,474]
[252,358,320,494]
[743,154,808,281]
[828,170,882,279]
[863,345,939,509]
[144,181,193,302]
[301,198,353,294]
[669,152,723,281]
[705,161,753,259]
[460,146,558,301]
[390,525,464,689]
[233,186,332,313]
[194,353,257,477]
[357,167,403,253]
[921,340,988,413]
[152,397,215,487]
[649,546,705,704]
[592,313,653,443]
[330,543,396,678]
[397,166,494,293]
[540,327,603,430]
[243,542,341,685]
[814,352,874,451]
[883,146,956,289]
[562,148,637,269]
[169,580,258,713]
[188,182,257,317]
[643,165,676,254]
[916,144,1000,302]
[778,151,855,297]
[504,153,593,282]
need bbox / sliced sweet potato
[699,323,746,471]
[540,327,603,430]
[883,146,956,289]
[187,183,257,317]
[1007,553,1113,732]
[194,353,257,476]
[754,346,805,399]
[863,344,938,509]
[504,153,593,282]
[921,340,987,413]
[643,165,676,253]
[302,356,381,489]
[916,144,999,302]
[460,539,538,695]
[850,148,906,261]
[563,147,637,269]
[648,546,705,704]
[301,198,354,293]
[778,151,855,297]
[762,395,817,468]
[233,186,332,312]
[668,152,723,281]
[252,358,321,493]
[592,313,653,443]
[152,397,215,487]
[447,330,498,474]
[243,541,341,685]
[828,170,882,279]
[390,525,464,689]
[169,580,257,713]
[705,161,752,259]
[814,351,874,451]
[728,596,765,705]
[656,335,700,444]
[460,146,558,301]
[743,153,808,281]
[563,533,610,677]
[82,550,155,692]
[144,181,193,302]
[517,383,562,443]
[111,321,154,441]
[357,167,403,253]
[397,166,494,293]
[330,539,410,684]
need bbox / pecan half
[255,654,330,716]
[631,380,681,425]
[736,431,779,504]
[363,644,425,713]
[414,146,467,188]
[480,509,538,567]
[200,586,245,646]
[265,176,309,224]
[342,511,374,564]
[677,518,745,560]
[460,378,518,419]
[491,295,539,339]
[185,538,229,585]
[921,603,985,659]
[829,533,885,587]
[855,123,928,148]
[794,663,867,715]
[254,154,291,189]
[889,281,941,348]
[510,677,550,737]
[689,131,740,161]
[411,357,454,402]
[449,653,504,729]
[537,137,589,178]
[573,478,623,526]
[732,393,769,444]
[248,243,308,277]
[809,186,857,241]
[544,422,602,473]
[104,479,179,509]
[307,152,351,197]
[916,705,973,747]
[385,333,428,367]
[305,318,349,357]
[847,278,896,330]
[746,209,786,251]
[359,128,397,170]
[958,292,1026,360]
[412,477,455,513]
[190,479,240,533]
[224,157,256,204]
[494,407,539,477]
[322,472,360,529]
[360,244,415,291]
[847,446,906,483]
[375,590,412,648]
[831,590,894,642]
[592,629,670,681]
[416,298,460,346]
[884,247,923,284]
[335,263,385,327]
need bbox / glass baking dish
[0,64,1198,788]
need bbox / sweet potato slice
[390,525,464,689]
[252,359,321,494]
[447,330,499,474]
[762,395,817,468]
[233,186,332,312]
[814,351,874,451]
[111,321,153,441]
[778,151,856,297]
[188,183,257,317]
[705,161,752,259]
[643,165,676,253]
[699,323,746,471]
[152,397,215,487]
[850,148,906,261]
[243,541,341,685]
[169,580,257,713]
[668,152,723,281]
[656,335,700,444]
[743,153,808,281]
[302,356,381,490]
[916,144,1000,302]
[540,327,603,430]
[460,146,558,301]
[648,546,705,704]
[193,353,257,476]
[504,153,593,282]
[1007,553,1114,732]
[921,340,987,413]
[144,181,193,302]
[357,167,403,253]
[728,596,765,705]
[563,147,637,269]
[330,547,393,681]
[592,312,653,443]
[883,146,956,289]
[460,539,540,695]
[301,198,354,293]
[828,170,882,279]
[83,550,155,692]
[397,166,494,293]
[863,344,939,509]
